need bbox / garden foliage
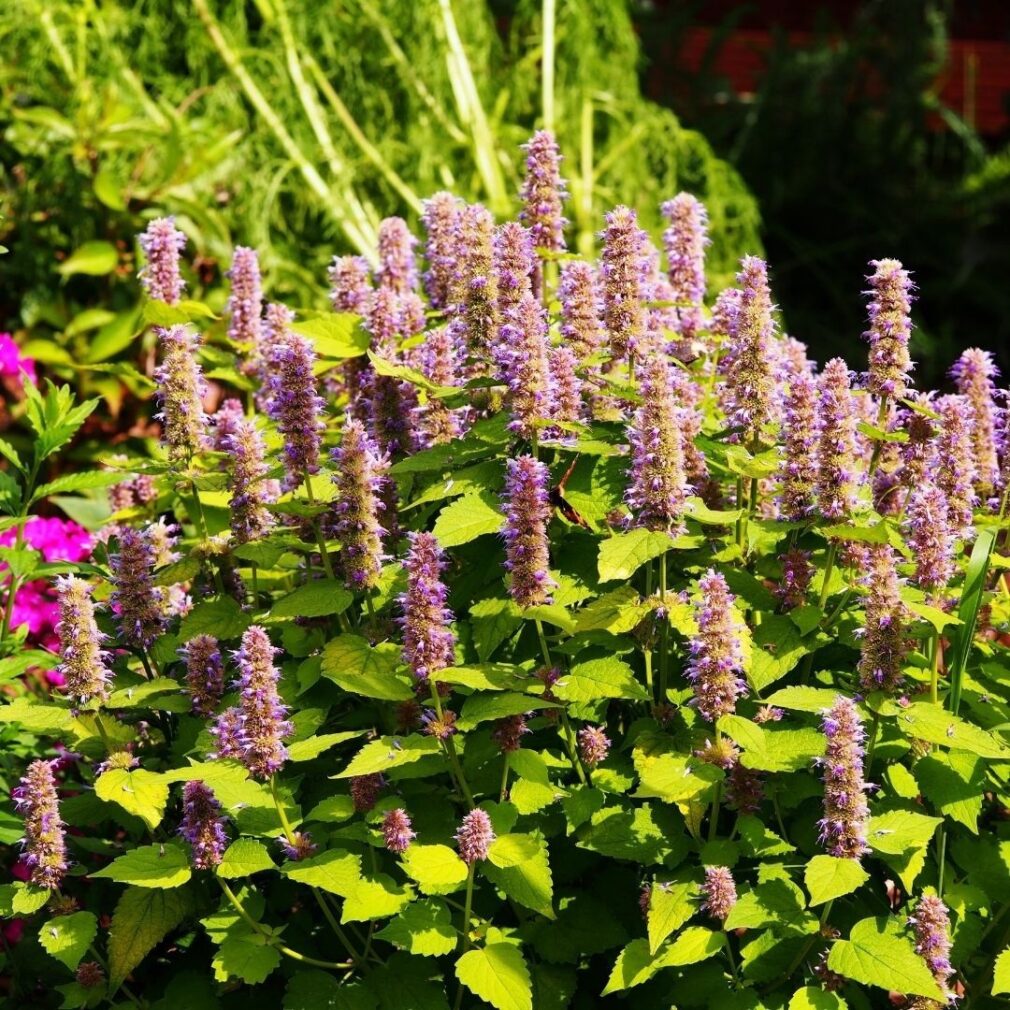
[2,129,1010,1010]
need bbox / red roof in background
[662,3,1010,136]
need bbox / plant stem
[865,712,881,771]
[867,396,889,476]
[499,753,510,802]
[658,555,669,705]
[930,625,943,705]
[429,682,474,807]
[459,863,476,951]
[541,0,556,132]
[304,474,337,580]
[818,541,838,610]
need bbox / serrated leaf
[374,899,456,957]
[94,769,169,831]
[142,299,217,327]
[432,493,503,547]
[895,702,1009,758]
[804,855,869,906]
[180,597,250,642]
[400,844,469,895]
[724,878,817,935]
[788,986,847,1010]
[285,969,377,1010]
[867,809,942,855]
[281,850,362,896]
[647,881,699,953]
[272,579,353,618]
[469,598,523,662]
[632,751,723,804]
[212,931,281,984]
[455,944,532,1010]
[334,735,442,778]
[108,887,190,992]
[914,750,984,832]
[601,938,659,993]
[91,843,192,888]
[217,839,275,878]
[341,874,413,922]
[12,883,51,914]
[484,833,554,918]
[763,686,840,712]
[30,470,124,504]
[993,947,1010,995]
[291,313,368,359]
[597,529,677,583]
[459,692,558,729]
[39,912,97,970]
[573,586,649,634]
[553,656,648,703]
[321,636,414,700]
[826,916,945,1000]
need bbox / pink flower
[0,333,36,385]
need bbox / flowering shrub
[2,131,1010,1010]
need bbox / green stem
[937,826,948,897]
[499,753,510,802]
[865,712,881,771]
[534,618,552,669]
[304,475,337,580]
[818,541,838,610]
[734,477,745,549]
[459,863,476,951]
[541,0,556,132]
[867,396,890,476]
[658,555,669,705]
[429,682,474,807]
[930,625,942,705]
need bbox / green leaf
[374,899,456,957]
[685,497,744,524]
[217,839,276,879]
[213,932,282,984]
[459,692,558,729]
[633,751,723,804]
[288,732,362,762]
[11,883,51,914]
[365,953,450,1010]
[469,598,523,661]
[341,875,413,922]
[39,912,97,971]
[748,615,810,691]
[432,492,503,547]
[272,579,353,618]
[484,833,554,918]
[914,750,984,832]
[867,809,942,855]
[949,528,995,714]
[455,944,532,1010]
[180,597,250,642]
[656,926,724,967]
[31,470,124,504]
[763,686,840,713]
[896,702,1009,758]
[0,698,74,734]
[724,879,817,935]
[788,986,847,1010]
[400,844,469,895]
[804,855,869,906]
[597,529,677,583]
[107,887,191,993]
[94,769,169,831]
[57,241,118,276]
[321,636,414,700]
[819,522,889,543]
[647,881,699,953]
[281,850,362,896]
[826,916,945,1000]
[334,735,442,778]
[553,657,649,703]
[601,939,660,993]
[285,970,377,1010]
[993,947,1010,995]
[142,299,217,327]
[291,313,368,359]
[91,842,192,888]
[573,586,650,635]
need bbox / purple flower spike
[626,355,689,533]
[493,715,531,754]
[155,325,207,465]
[686,570,748,722]
[400,531,456,682]
[857,544,908,695]
[520,130,568,253]
[726,256,776,443]
[910,894,955,998]
[817,358,862,520]
[495,222,535,321]
[906,481,956,593]
[864,258,914,399]
[224,417,276,544]
[263,304,324,491]
[350,773,385,813]
[111,527,166,649]
[328,255,373,314]
[950,347,1001,499]
[330,418,389,591]
[778,369,820,521]
[14,760,67,890]
[661,193,710,339]
[376,217,419,294]
[819,695,870,860]
[600,206,646,362]
[422,192,463,309]
[449,204,498,366]
[502,456,556,608]
[549,345,584,427]
[227,247,263,357]
[559,261,603,363]
[382,808,416,854]
[577,725,611,768]
[182,634,225,717]
[935,394,978,537]
[417,327,464,445]
[455,808,495,865]
[138,216,187,304]
[701,866,737,922]
[55,574,112,704]
[496,293,553,440]
[179,781,227,870]
[281,832,317,862]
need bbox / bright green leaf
[217,839,276,879]
[455,943,532,1010]
[39,912,97,971]
[804,855,869,906]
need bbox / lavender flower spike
[818,696,870,860]
[400,531,456,682]
[495,222,535,320]
[950,347,1001,499]
[226,246,263,354]
[558,261,603,363]
[520,130,568,253]
[418,327,464,445]
[422,192,463,310]
[264,304,324,491]
[449,204,498,365]
[778,369,820,521]
[138,216,187,304]
[328,255,373,314]
[111,527,166,649]
[910,894,955,998]
[14,759,67,889]
[726,256,776,443]
[625,355,689,533]
[502,455,556,608]
[577,726,611,768]
[233,625,292,779]
[864,258,914,399]
[857,544,908,695]
[182,634,225,717]
[225,417,276,544]
[549,345,584,427]
[331,418,389,592]
[600,206,646,362]
[661,193,709,339]
[686,570,748,722]
[701,866,737,923]
[55,574,112,703]
[935,394,978,537]
[376,216,419,294]
[496,293,553,440]
[817,358,863,520]
[179,781,227,869]
[382,808,415,854]
[155,325,207,464]
[906,481,956,594]
[455,808,495,864]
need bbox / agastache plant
[817,357,863,519]
[179,781,227,870]
[375,216,418,294]
[14,760,67,889]
[600,206,646,362]
[558,261,602,362]
[400,531,456,682]
[725,256,775,444]
[227,246,263,357]
[110,527,166,649]
[496,293,552,440]
[519,129,567,253]
[819,696,870,859]
[155,325,206,464]
[502,455,555,608]
[138,216,187,304]
[864,257,914,399]
[686,570,747,722]
[54,574,111,703]
[661,193,709,340]
[950,347,1001,499]
[935,394,978,537]
[421,192,462,309]
[857,544,908,695]
[328,255,373,313]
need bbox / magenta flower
[422,192,463,310]
[155,325,207,464]
[376,216,418,294]
[864,258,914,399]
[600,206,646,362]
[54,575,112,704]
[179,781,227,869]
[328,255,373,314]
[661,193,709,340]
[13,759,67,889]
[455,808,495,864]
[182,634,225,717]
[502,456,555,608]
[819,695,870,860]
[558,261,602,363]
[577,725,610,768]
[0,333,37,385]
[400,531,456,682]
[138,216,187,304]
[700,866,737,923]
[686,570,747,722]
[519,130,568,253]
[382,808,416,854]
